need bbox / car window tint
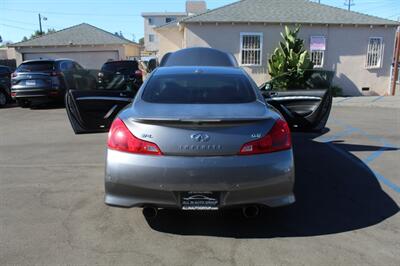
[59,61,73,71]
[142,73,256,104]
[17,62,55,72]
[101,61,138,74]
[74,63,84,70]
[160,48,237,67]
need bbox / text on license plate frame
[181,191,220,210]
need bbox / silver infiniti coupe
[104,65,295,212]
[65,48,333,216]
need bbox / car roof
[153,66,245,76]
[159,47,238,68]
[104,60,138,64]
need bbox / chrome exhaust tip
[143,207,158,219]
[242,205,260,218]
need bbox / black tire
[0,90,7,107]
[17,99,31,108]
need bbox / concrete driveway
[0,104,399,265]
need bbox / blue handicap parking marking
[318,119,400,194]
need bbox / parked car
[11,59,94,107]
[65,48,298,217]
[64,48,333,217]
[0,65,12,107]
[98,60,143,91]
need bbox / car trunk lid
[12,72,53,88]
[122,101,275,156]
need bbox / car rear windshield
[142,73,256,104]
[101,61,138,74]
[17,61,55,72]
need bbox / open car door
[260,70,333,132]
[65,71,136,134]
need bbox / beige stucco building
[155,0,399,96]
[9,23,140,69]
[141,1,207,54]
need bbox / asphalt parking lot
[0,103,399,265]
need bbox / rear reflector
[134,70,142,76]
[239,119,291,155]
[11,92,16,97]
[108,118,162,155]
[50,71,62,77]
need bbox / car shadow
[30,101,65,110]
[145,131,399,238]
[0,102,19,109]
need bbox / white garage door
[23,51,119,69]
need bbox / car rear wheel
[16,99,31,108]
[0,90,7,107]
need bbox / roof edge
[180,0,399,26]
[141,12,188,17]
[181,20,399,26]
[8,23,140,47]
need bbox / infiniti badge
[190,133,210,142]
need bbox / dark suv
[0,65,12,107]
[98,60,143,91]
[11,59,92,107]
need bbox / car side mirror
[260,82,272,91]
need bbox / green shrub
[268,26,314,90]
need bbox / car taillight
[239,119,291,155]
[50,71,62,77]
[134,70,142,77]
[11,72,17,78]
[107,118,162,155]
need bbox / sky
[0,0,399,43]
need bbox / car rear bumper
[11,87,65,101]
[105,149,295,209]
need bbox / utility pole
[38,14,47,35]
[38,14,43,35]
[344,0,355,11]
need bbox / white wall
[184,23,397,96]
[156,27,184,58]
[143,15,186,52]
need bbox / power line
[0,23,36,32]
[0,18,40,26]
[1,7,143,17]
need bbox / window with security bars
[397,66,400,84]
[240,33,263,66]
[398,65,400,84]
[311,50,324,68]
[366,37,384,69]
